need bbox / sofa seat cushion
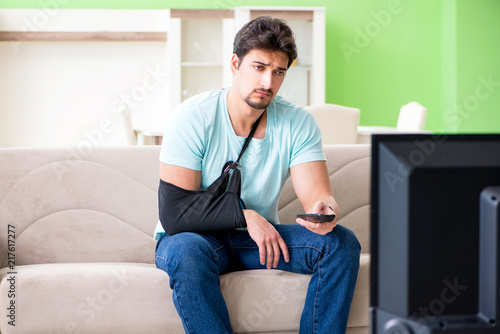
[223,254,370,333]
[0,256,369,333]
[0,263,181,334]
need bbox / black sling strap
[207,113,263,195]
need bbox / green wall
[328,0,442,130]
[441,0,500,133]
[2,0,499,133]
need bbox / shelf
[181,66,223,101]
[181,18,223,65]
[181,62,223,67]
[0,31,167,42]
[171,9,233,19]
[250,10,314,21]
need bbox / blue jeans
[155,224,361,334]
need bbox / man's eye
[254,66,263,70]
[275,71,285,76]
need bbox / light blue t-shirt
[154,88,325,240]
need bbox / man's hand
[296,201,337,235]
[244,209,290,269]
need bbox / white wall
[0,8,325,147]
[0,9,170,148]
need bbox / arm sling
[158,114,263,235]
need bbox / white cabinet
[168,7,325,112]
[168,10,234,111]
[233,7,325,107]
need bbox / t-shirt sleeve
[289,108,326,167]
[159,105,205,171]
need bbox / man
[155,16,360,334]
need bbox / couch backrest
[278,145,371,254]
[0,146,161,267]
[0,145,371,267]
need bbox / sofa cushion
[16,209,156,264]
[0,146,160,267]
[0,263,179,334]
[0,255,369,333]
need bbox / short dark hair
[233,16,298,69]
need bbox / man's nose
[260,70,273,90]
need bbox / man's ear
[230,54,240,75]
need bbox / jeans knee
[156,233,214,274]
[333,225,361,263]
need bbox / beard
[243,89,274,110]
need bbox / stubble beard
[244,89,274,110]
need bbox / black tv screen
[370,134,500,334]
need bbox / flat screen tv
[370,134,500,334]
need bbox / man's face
[231,48,289,110]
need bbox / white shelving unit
[168,10,234,111]
[234,6,325,107]
[168,6,325,111]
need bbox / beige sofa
[0,144,370,334]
